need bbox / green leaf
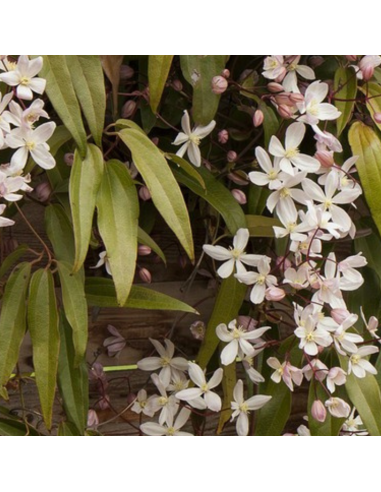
[58,421,82,436]
[85,278,197,313]
[115,118,146,134]
[57,312,89,434]
[334,67,357,136]
[218,361,236,435]
[45,205,76,267]
[0,244,28,280]
[165,153,206,190]
[246,215,279,237]
[180,55,227,125]
[65,55,106,146]
[138,227,166,265]
[197,276,247,370]
[39,55,87,157]
[100,55,124,116]
[248,184,270,216]
[308,381,344,436]
[148,55,173,113]
[0,263,31,398]
[340,356,381,436]
[57,262,88,364]
[349,122,381,237]
[119,128,194,261]
[360,82,381,132]
[172,165,247,235]
[96,159,139,306]
[0,418,38,436]
[70,144,104,272]
[28,269,60,430]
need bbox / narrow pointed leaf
[0,244,28,280]
[70,144,104,273]
[165,153,206,190]
[0,263,31,398]
[138,227,166,264]
[28,269,60,430]
[100,55,123,114]
[119,128,194,261]
[96,159,139,306]
[334,67,358,136]
[148,55,173,113]
[360,82,381,132]
[246,215,280,237]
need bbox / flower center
[160,357,171,367]
[308,99,320,116]
[351,355,360,365]
[201,383,209,393]
[26,141,36,151]
[257,274,266,285]
[167,427,176,436]
[158,397,168,406]
[189,134,201,145]
[280,188,291,198]
[285,148,299,159]
[239,403,249,414]
[230,248,242,259]
[20,76,30,86]
[268,170,278,180]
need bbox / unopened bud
[87,410,99,429]
[35,182,52,202]
[368,316,379,333]
[374,112,381,124]
[311,400,327,423]
[227,151,238,163]
[139,268,152,284]
[221,68,230,79]
[139,186,151,201]
[138,245,152,256]
[331,308,351,325]
[126,393,137,406]
[122,100,137,118]
[275,93,293,106]
[277,104,293,119]
[218,129,229,144]
[227,172,249,186]
[309,56,325,69]
[172,79,183,92]
[265,286,286,302]
[345,55,358,62]
[237,316,258,332]
[151,137,159,146]
[120,65,135,80]
[315,150,334,168]
[231,189,247,205]
[64,153,74,166]
[211,75,228,95]
[362,66,374,81]
[253,109,264,128]
[178,254,188,269]
[267,82,284,93]
[289,92,305,104]
[276,256,292,271]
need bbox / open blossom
[319,313,363,356]
[137,338,188,388]
[91,251,112,276]
[282,56,315,93]
[0,204,15,228]
[150,374,179,425]
[338,254,367,291]
[297,80,341,126]
[266,171,307,216]
[295,315,332,356]
[0,170,32,202]
[267,358,303,392]
[176,363,223,412]
[342,408,367,435]
[352,55,381,80]
[302,359,328,382]
[249,147,284,190]
[0,56,46,100]
[327,367,347,393]
[361,307,379,340]
[269,122,320,174]
[236,257,277,305]
[216,319,271,366]
[3,99,49,129]
[348,346,379,378]
[0,92,13,148]
[325,397,351,419]
[131,389,156,418]
[172,110,216,167]
[230,380,272,436]
[203,228,264,279]
[262,56,286,80]
[140,408,192,436]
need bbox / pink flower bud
[151,137,159,146]
[374,112,381,124]
[267,82,284,93]
[362,65,374,81]
[315,150,334,168]
[253,109,264,128]
[276,256,292,271]
[138,245,152,256]
[190,321,206,341]
[64,153,75,166]
[122,100,137,118]
[172,79,183,92]
[139,268,152,284]
[289,92,304,104]
[221,69,231,79]
[274,93,293,106]
[311,400,327,423]
[265,286,286,302]
[277,104,293,119]
[139,186,151,201]
[211,75,228,95]
[127,393,137,405]
[87,410,99,429]
[218,129,229,144]
[368,316,379,333]
[309,56,325,69]
[345,55,358,62]
[227,151,238,163]
[227,172,249,186]
[120,65,135,80]
[238,316,258,332]
[231,189,247,205]
[178,254,188,269]
[331,308,351,325]
[35,182,52,202]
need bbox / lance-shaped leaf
[0,244,28,280]
[360,82,381,132]
[180,55,228,125]
[85,278,197,313]
[172,165,246,235]
[65,55,106,146]
[0,418,39,436]
[0,263,31,399]
[57,312,89,434]
[57,262,88,364]
[334,67,358,136]
[45,204,76,267]
[39,55,87,157]
[119,128,194,261]
[28,269,60,430]
[349,122,381,237]
[69,144,104,273]
[138,227,166,264]
[246,215,280,237]
[96,159,139,306]
[100,55,123,115]
[148,55,173,113]
[165,153,206,190]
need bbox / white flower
[348,346,379,378]
[176,363,223,412]
[0,92,13,148]
[230,380,272,436]
[0,56,46,100]
[5,122,56,172]
[266,172,307,216]
[150,374,179,425]
[326,367,347,393]
[0,171,32,202]
[131,389,156,418]
[203,228,265,279]
[216,319,271,366]
[342,408,367,435]
[294,315,332,356]
[241,355,265,385]
[360,307,379,341]
[298,81,341,126]
[262,56,286,80]
[273,198,310,242]
[3,99,49,129]
[325,397,351,419]
[267,357,303,392]
[319,313,363,356]
[302,359,328,382]
[140,408,193,436]
[269,122,320,174]
[0,204,15,228]
[282,56,315,93]
[235,257,277,305]
[137,338,188,388]
[172,110,216,167]
[91,251,112,276]
[338,254,367,292]
[283,266,309,290]
[249,148,284,190]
